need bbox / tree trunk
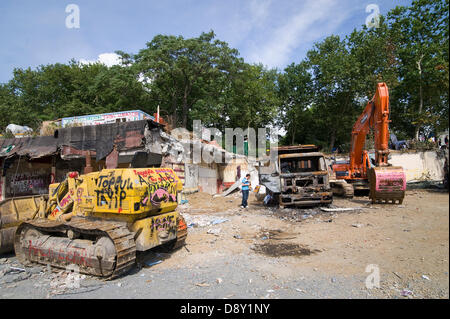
[291,123,296,145]
[182,85,189,128]
[415,54,424,140]
[329,129,336,152]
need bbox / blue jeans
[242,190,249,207]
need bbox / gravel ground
[0,188,448,299]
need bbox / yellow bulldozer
[0,168,187,279]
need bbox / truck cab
[258,145,333,207]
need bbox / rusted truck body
[258,145,333,207]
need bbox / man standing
[240,173,251,209]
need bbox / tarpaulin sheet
[55,120,161,161]
[0,136,58,159]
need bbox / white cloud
[246,0,353,68]
[79,52,121,67]
[218,0,272,47]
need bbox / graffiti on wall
[61,110,154,127]
[7,170,50,196]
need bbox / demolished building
[0,119,257,201]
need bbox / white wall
[389,151,445,182]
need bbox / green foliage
[0,0,448,149]
[277,0,448,149]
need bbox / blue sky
[0,0,412,83]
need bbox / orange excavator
[331,82,406,204]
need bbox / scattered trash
[145,260,162,267]
[9,266,26,272]
[401,289,413,297]
[140,274,145,277]
[422,275,430,280]
[207,228,221,236]
[295,288,303,293]
[211,218,229,225]
[352,223,363,228]
[117,283,122,287]
[195,282,210,287]
[261,236,268,240]
[398,205,406,208]
[266,289,275,293]
[233,234,242,239]
[331,277,337,283]
[216,278,223,284]
[180,199,189,204]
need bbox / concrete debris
[219,180,242,197]
[182,213,229,228]
[207,228,221,236]
[0,271,31,284]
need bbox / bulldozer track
[14,217,136,280]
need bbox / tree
[388,0,449,139]
[134,31,242,129]
[306,35,360,150]
[277,61,313,145]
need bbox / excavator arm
[350,82,390,175]
[332,82,406,204]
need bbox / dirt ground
[0,188,448,299]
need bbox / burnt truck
[257,145,333,207]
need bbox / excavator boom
[332,82,406,204]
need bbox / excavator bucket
[368,166,406,204]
